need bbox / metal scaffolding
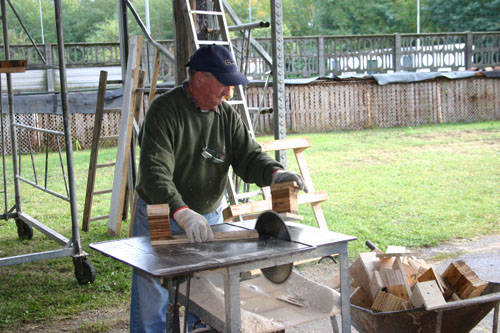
[0,0,95,284]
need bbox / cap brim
[213,71,249,86]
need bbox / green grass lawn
[0,121,499,329]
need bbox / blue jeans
[129,196,223,333]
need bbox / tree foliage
[0,0,497,46]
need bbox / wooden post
[44,43,55,92]
[318,35,325,76]
[393,33,401,72]
[465,31,473,70]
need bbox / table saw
[90,215,356,332]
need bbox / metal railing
[0,32,498,90]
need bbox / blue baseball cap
[186,45,249,86]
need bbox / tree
[425,0,500,32]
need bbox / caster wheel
[73,257,96,284]
[15,219,33,240]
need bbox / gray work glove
[173,208,214,243]
[271,169,308,193]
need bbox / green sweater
[136,86,282,215]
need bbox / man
[130,44,306,332]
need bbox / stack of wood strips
[270,181,299,214]
[147,204,171,241]
[349,246,489,312]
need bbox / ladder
[82,67,145,232]
[81,71,122,232]
[183,0,257,205]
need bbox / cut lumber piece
[350,286,372,309]
[410,281,446,309]
[441,260,488,299]
[260,137,311,153]
[0,59,27,73]
[147,204,171,241]
[386,284,410,301]
[417,267,448,295]
[379,257,396,269]
[151,229,259,245]
[390,257,413,297]
[350,252,380,295]
[222,200,272,221]
[270,181,299,214]
[408,258,432,274]
[368,271,385,301]
[297,190,328,205]
[377,245,416,258]
[371,291,406,312]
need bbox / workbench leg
[330,314,340,333]
[339,246,352,332]
[224,267,241,333]
[493,301,499,333]
[163,278,180,333]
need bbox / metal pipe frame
[0,0,89,270]
[175,241,353,332]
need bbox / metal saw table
[90,220,356,332]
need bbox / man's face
[191,72,232,110]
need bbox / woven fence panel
[246,77,499,134]
[1,112,120,154]
[1,77,498,154]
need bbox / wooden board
[371,291,406,312]
[349,252,380,295]
[151,229,259,245]
[108,35,143,236]
[410,280,446,309]
[0,60,27,73]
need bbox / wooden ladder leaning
[81,71,122,232]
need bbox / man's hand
[173,208,214,243]
[271,169,308,192]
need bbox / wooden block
[441,260,488,299]
[410,281,446,309]
[371,291,406,312]
[417,267,447,295]
[0,60,27,73]
[349,252,380,295]
[386,284,409,301]
[408,258,431,273]
[379,257,395,269]
[401,262,418,287]
[147,204,171,241]
[368,271,385,301]
[350,286,372,309]
[390,257,413,297]
[271,181,299,213]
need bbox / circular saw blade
[255,211,293,284]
